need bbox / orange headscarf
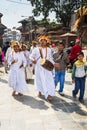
[38,35,50,44]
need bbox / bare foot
[47,95,53,101]
[38,92,42,97]
[18,93,23,96]
[12,91,16,96]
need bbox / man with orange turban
[29,36,58,101]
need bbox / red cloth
[69,45,82,60]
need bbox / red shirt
[69,45,82,60]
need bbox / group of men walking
[3,36,87,103]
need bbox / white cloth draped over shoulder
[30,47,55,99]
[8,51,28,93]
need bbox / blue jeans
[55,71,65,92]
[73,76,86,100]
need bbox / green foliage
[36,18,50,27]
[50,22,57,28]
[27,0,87,27]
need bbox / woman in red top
[68,38,82,68]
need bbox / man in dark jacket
[53,41,69,96]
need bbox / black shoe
[72,94,77,98]
[79,99,84,104]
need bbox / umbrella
[59,32,77,47]
[60,32,77,37]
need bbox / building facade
[0,13,7,45]
[2,27,21,44]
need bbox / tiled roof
[0,23,6,29]
[0,13,3,17]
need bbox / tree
[27,0,87,27]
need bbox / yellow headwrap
[38,35,50,43]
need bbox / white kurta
[23,50,33,80]
[30,46,38,72]
[30,47,55,99]
[8,51,28,93]
[4,47,13,71]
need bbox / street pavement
[0,66,87,130]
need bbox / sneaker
[58,92,64,96]
[72,94,77,98]
[79,99,84,104]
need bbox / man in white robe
[30,37,59,101]
[30,40,38,74]
[22,44,33,81]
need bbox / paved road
[0,67,87,130]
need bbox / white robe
[30,46,38,72]
[23,50,33,80]
[30,47,55,99]
[8,51,28,93]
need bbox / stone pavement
[0,67,87,130]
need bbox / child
[72,52,87,103]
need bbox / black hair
[70,41,75,47]
[77,51,84,57]
[58,41,65,47]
